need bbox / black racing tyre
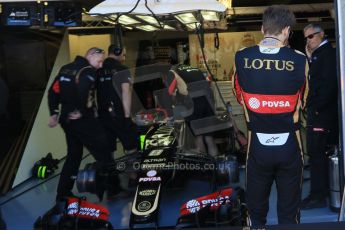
[216,156,239,186]
[226,127,236,156]
[76,169,98,194]
[84,162,96,170]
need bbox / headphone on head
[114,46,122,56]
[114,24,123,56]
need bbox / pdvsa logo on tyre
[248,97,260,109]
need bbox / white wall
[12,31,71,187]
[68,34,111,61]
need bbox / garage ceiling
[80,0,335,31]
[231,0,333,7]
[0,0,336,32]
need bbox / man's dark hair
[108,44,124,56]
[108,44,115,55]
[262,5,296,35]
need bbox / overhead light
[175,13,198,24]
[119,15,140,25]
[186,22,200,30]
[103,20,133,28]
[163,24,175,30]
[90,0,227,15]
[135,15,175,30]
[136,15,159,25]
[111,15,140,25]
[201,11,219,21]
[103,19,115,25]
[136,25,158,31]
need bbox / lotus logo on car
[138,201,152,212]
[147,170,157,177]
[148,149,163,156]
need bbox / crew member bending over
[166,64,218,156]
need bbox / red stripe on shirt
[52,80,60,93]
[168,78,177,96]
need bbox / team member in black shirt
[97,45,138,155]
[48,47,114,201]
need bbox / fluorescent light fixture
[113,15,140,25]
[175,13,197,24]
[101,20,134,30]
[136,25,158,31]
[186,22,200,30]
[163,24,175,30]
[90,0,227,15]
[201,11,219,21]
[136,15,159,25]
[136,15,175,30]
[103,19,116,25]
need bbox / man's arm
[47,76,60,127]
[77,68,95,116]
[231,59,243,105]
[121,82,131,118]
[313,48,337,111]
[301,59,309,109]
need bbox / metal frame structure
[336,0,345,221]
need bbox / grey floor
[0,152,340,230]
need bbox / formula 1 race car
[74,64,248,229]
[76,121,246,229]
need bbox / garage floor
[0,152,339,230]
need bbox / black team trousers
[57,117,115,200]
